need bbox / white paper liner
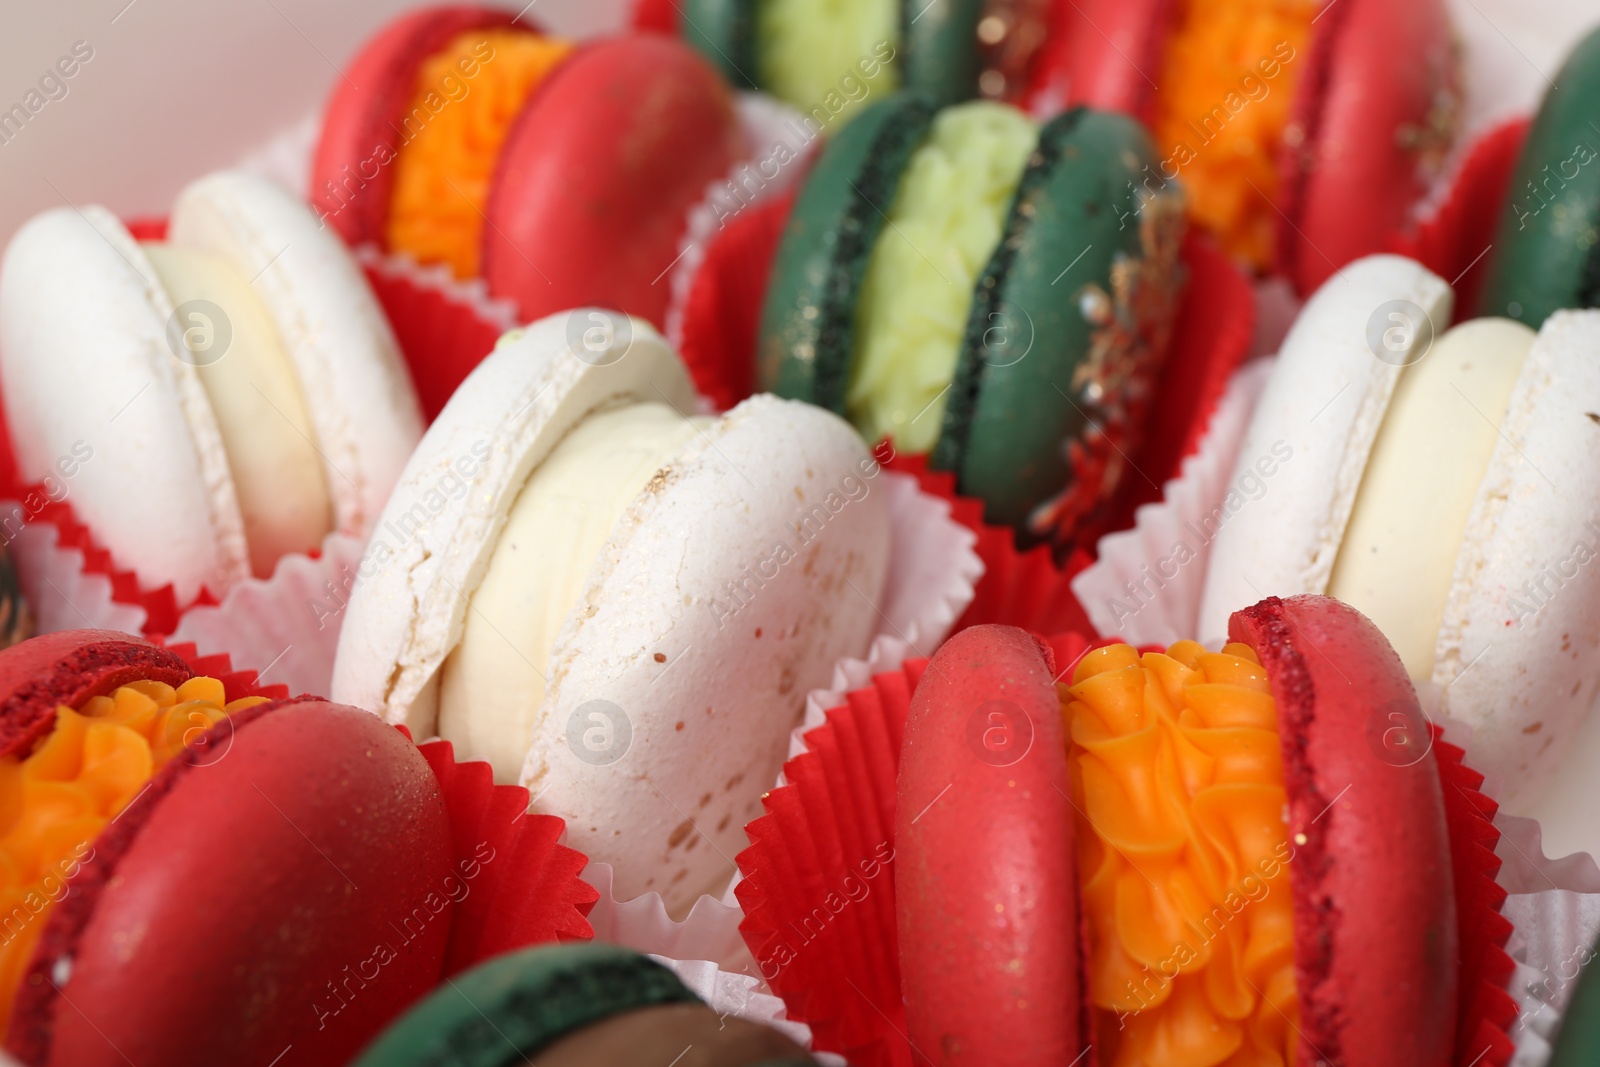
[1070,357,1275,644]
[354,242,520,334]
[649,955,846,1066]
[167,530,367,696]
[585,861,756,975]
[663,91,819,352]
[6,505,147,634]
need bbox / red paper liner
[737,632,1516,1066]
[1389,118,1530,323]
[1433,725,1518,1067]
[412,738,599,975]
[359,254,511,422]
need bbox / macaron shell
[526,393,890,912]
[330,311,696,736]
[902,0,985,106]
[0,630,189,760]
[0,204,249,603]
[757,93,937,413]
[170,171,424,537]
[1023,0,1170,115]
[895,624,1084,1065]
[1230,594,1456,1067]
[352,942,699,1066]
[1477,26,1600,325]
[1197,254,1452,645]
[1280,0,1454,294]
[20,699,453,1067]
[677,0,756,90]
[1433,310,1600,810]
[483,35,742,327]
[310,4,520,246]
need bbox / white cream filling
[437,401,710,782]
[142,243,331,579]
[1328,317,1535,678]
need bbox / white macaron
[331,309,891,914]
[1200,254,1600,813]
[0,170,422,603]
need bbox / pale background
[0,0,1594,247]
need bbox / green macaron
[680,0,983,111]
[759,93,1186,550]
[1478,23,1600,327]
[352,943,816,1066]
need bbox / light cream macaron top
[1200,254,1600,813]
[0,170,422,603]
[332,310,891,914]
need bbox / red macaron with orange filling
[0,630,454,1067]
[313,5,743,327]
[897,596,1459,1065]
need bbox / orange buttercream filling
[386,28,573,278]
[1065,640,1298,1067]
[1149,0,1316,270]
[0,677,265,1037]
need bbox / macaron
[897,597,1459,1064]
[1477,24,1600,328]
[312,6,743,327]
[0,629,453,1067]
[332,309,891,915]
[649,0,1454,294]
[1197,255,1600,817]
[1035,0,1456,292]
[354,942,817,1066]
[0,170,423,604]
[759,94,1185,552]
[647,0,995,115]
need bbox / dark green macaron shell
[758,93,938,410]
[760,98,1186,549]
[351,943,698,1066]
[679,0,984,106]
[1478,24,1600,327]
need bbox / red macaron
[897,596,1458,1064]
[0,630,454,1067]
[312,5,742,329]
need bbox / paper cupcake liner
[663,92,818,354]
[1070,357,1276,643]
[356,245,519,421]
[411,737,598,976]
[1389,117,1529,322]
[649,955,846,1066]
[736,634,1513,1066]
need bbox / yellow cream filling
[142,243,332,578]
[845,101,1038,453]
[1066,640,1298,1067]
[1149,0,1316,269]
[755,0,899,126]
[438,402,709,782]
[0,677,265,1037]
[1328,317,1535,678]
[387,29,574,279]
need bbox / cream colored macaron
[1200,254,1600,813]
[331,309,891,914]
[0,170,422,603]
